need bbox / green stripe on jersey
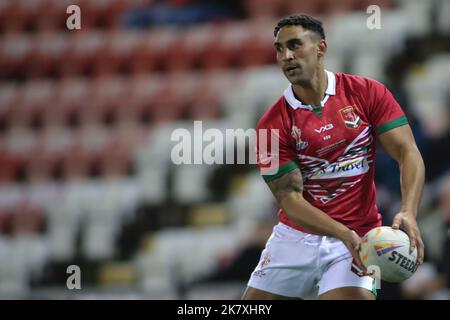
[262,161,299,182]
[312,105,322,117]
[376,116,408,135]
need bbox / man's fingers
[417,237,425,264]
[392,216,402,229]
[409,236,417,255]
[352,251,367,273]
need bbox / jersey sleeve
[365,79,408,135]
[256,108,298,183]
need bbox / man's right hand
[339,229,369,274]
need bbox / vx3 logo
[315,124,334,133]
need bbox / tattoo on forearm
[267,168,304,204]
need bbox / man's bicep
[266,168,304,205]
[377,124,418,162]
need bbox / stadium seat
[59,143,96,181]
[0,83,19,131]
[0,33,33,79]
[0,236,29,297]
[186,70,236,119]
[27,32,70,78]
[0,0,30,33]
[60,30,108,77]
[282,0,321,16]
[199,21,251,70]
[9,203,44,236]
[24,146,61,183]
[32,0,70,32]
[79,76,127,127]
[93,30,141,76]
[165,24,218,71]
[46,191,82,261]
[4,127,36,157]
[8,80,55,130]
[129,28,179,73]
[0,207,12,234]
[234,20,275,68]
[150,71,201,122]
[98,139,133,178]
[44,77,91,128]
[0,149,22,184]
[243,0,282,19]
[115,73,164,125]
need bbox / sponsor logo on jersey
[291,125,309,150]
[315,123,334,133]
[340,105,361,129]
[297,127,373,204]
[309,157,370,180]
[374,243,404,256]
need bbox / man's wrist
[333,224,352,241]
[399,208,418,218]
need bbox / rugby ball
[360,226,419,283]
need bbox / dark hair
[274,14,325,40]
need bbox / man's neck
[292,69,327,107]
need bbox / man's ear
[318,39,327,57]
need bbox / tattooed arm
[267,168,367,271]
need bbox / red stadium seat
[60,30,108,77]
[0,83,19,131]
[44,77,91,128]
[200,22,247,70]
[117,73,164,124]
[235,20,276,68]
[0,33,33,79]
[92,30,141,76]
[4,128,37,158]
[149,71,201,123]
[0,207,12,234]
[71,125,113,179]
[27,31,70,78]
[98,139,132,178]
[243,0,283,19]
[187,71,236,119]
[32,0,71,32]
[24,144,62,183]
[0,149,21,184]
[128,28,180,74]
[0,0,30,33]
[9,202,45,236]
[8,80,56,130]
[22,127,74,183]
[78,76,127,127]
[165,24,218,71]
[282,0,321,16]
[319,0,357,15]
[60,143,97,181]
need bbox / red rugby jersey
[256,71,408,237]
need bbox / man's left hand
[392,212,424,264]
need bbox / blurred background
[0,0,449,300]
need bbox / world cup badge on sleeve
[291,125,309,150]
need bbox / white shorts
[248,222,376,299]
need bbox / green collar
[312,105,322,117]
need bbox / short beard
[290,77,312,88]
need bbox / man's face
[274,25,325,85]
